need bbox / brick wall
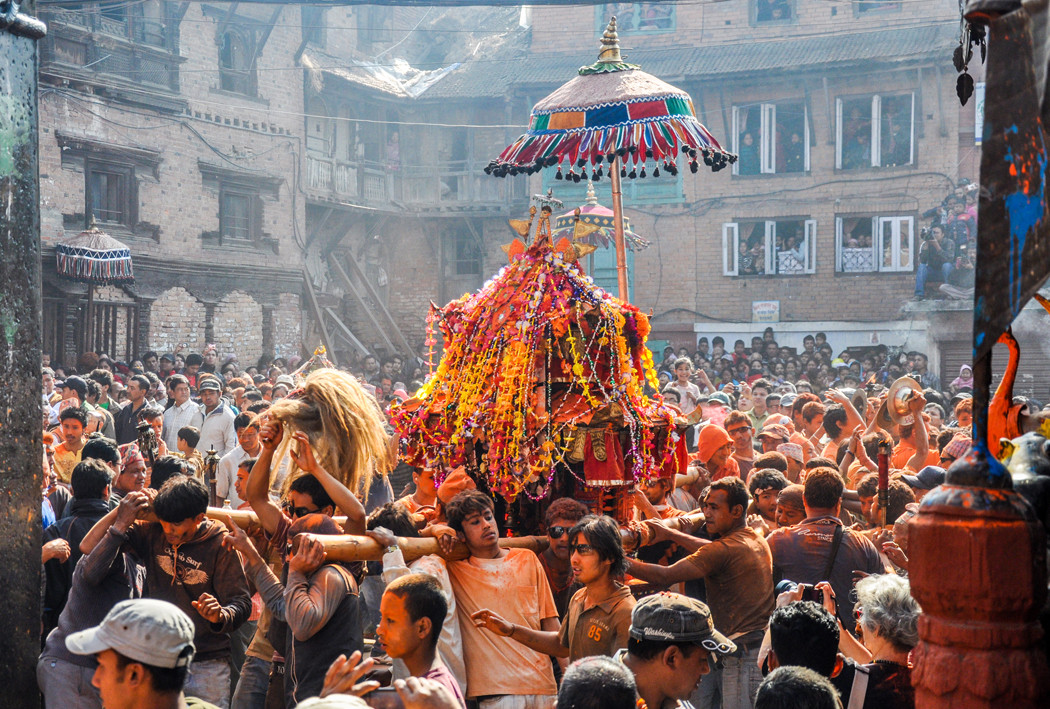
[212,290,264,363]
[273,292,303,359]
[148,287,206,354]
[39,4,309,360]
[531,0,960,53]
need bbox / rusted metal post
[0,1,46,707]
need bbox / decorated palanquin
[391,203,681,522]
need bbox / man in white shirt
[215,413,262,508]
[162,374,203,452]
[197,377,237,458]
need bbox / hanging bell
[595,165,604,179]
[628,168,637,179]
[652,165,660,177]
[690,160,699,173]
[639,166,647,178]
[555,167,564,180]
[620,166,627,178]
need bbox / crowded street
[4,1,1050,709]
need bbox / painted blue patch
[1002,136,1047,315]
[974,439,1008,478]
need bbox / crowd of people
[35,327,969,709]
[914,179,978,301]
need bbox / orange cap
[437,467,476,505]
[697,424,732,465]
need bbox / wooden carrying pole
[321,534,550,563]
[610,156,630,301]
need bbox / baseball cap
[901,465,946,490]
[708,391,732,407]
[629,592,736,655]
[780,393,798,409]
[66,599,196,669]
[198,377,221,392]
[777,442,804,464]
[160,353,175,363]
[757,423,791,442]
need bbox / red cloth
[583,429,626,486]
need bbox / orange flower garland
[391,232,677,500]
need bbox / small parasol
[486,17,732,300]
[55,220,135,353]
[552,180,651,252]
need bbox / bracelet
[509,624,516,638]
[385,544,399,555]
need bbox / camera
[920,226,933,241]
[775,580,825,604]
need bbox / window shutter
[761,103,776,174]
[803,103,811,172]
[764,221,776,275]
[835,217,843,273]
[804,219,817,274]
[835,99,844,169]
[871,95,882,167]
[731,106,740,176]
[722,223,739,276]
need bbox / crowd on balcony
[913,179,978,301]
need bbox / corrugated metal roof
[422,22,959,100]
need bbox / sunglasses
[548,526,569,539]
[569,543,595,555]
[282,501,320,519]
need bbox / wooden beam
[249,6,284,71]
[341,249,416,357]
[327,254,398,354]
[323,306,370,357]
[302,269,337,366]
[215,2,239,39]
[304,206,334,250]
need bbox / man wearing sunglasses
[472,515,635,664]
[537,498,589,618]
[237,416,369,708]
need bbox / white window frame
[722,223,739,276]
[734,102,810,175]
[723,219,814,276]
[878,216,914,272]
[836,93,915,169]
[835,216,879,273]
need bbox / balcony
[39,6,185,112]
[304,155,526,212]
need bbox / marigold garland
[391,232,676,501]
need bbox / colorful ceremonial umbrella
[486,17,733,299]
[55,221,135,353]
[552,180,651,252]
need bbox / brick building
[41,2,1021,392]
[301,0,991,386]
[38,1,306,368]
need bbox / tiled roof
[422,21,959,100]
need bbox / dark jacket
[121,518,252,661]
[41,532,146,668]
[113,400,147,445]
[42,497,112,635]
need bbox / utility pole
[0,2,46,707]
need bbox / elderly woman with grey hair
[816,573,920,709]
